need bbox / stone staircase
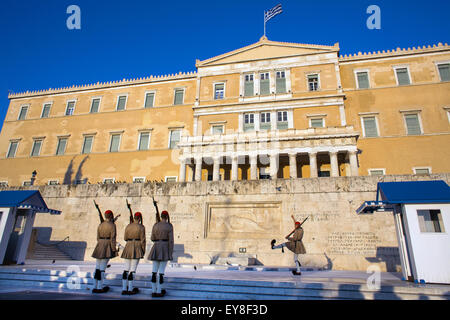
[0,267,449,300]
[29,243,73,261]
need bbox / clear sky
[0,0,449,132]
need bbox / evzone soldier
[271,215,308,276]
[121,200,146,295]
[149,197,174,297]
[91,201,119,293]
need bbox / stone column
[213,156,221,181]
[250,155,258,180]
[179,158,187,182]
[194,156,202,181]
[231,156,238,181]
[348,150,359,176]
[270,153,279,180]
[309,152,318,178]
[289,153,297,178]
[330,151,339,177]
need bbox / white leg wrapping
[157,261,168,294]
[151,262,160,293]
[294,254,301,272]
[273,243,285,249]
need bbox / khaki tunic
[92,221,117,259]
[285,227,306,254]
[121,222,146,259]
[148,221,174,261]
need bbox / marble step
[30,244,73,260]
[0,268,449,300]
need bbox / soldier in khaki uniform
[271,218,306,276]
[121,211,146,295]
[148,210,174,297]
[91,210,117,293]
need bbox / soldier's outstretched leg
[271,240,285,253]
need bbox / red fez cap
[295,221,301,226]
[105,210,113,216]
[134,212,142,218]
[161,210,169,216]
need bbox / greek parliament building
[1,37,450,186]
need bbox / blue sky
[0,0,449,132]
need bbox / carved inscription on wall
[170,212,194,224]
[327,232,380,256]
[293,211,340,223]
[205,202,281,239]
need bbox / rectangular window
[48,180,59,186]
[90,98,101,113]
[7,141,19,158]
[369,169,385,176]
[66,101,75,116]
[18,106,28,120]
[138,132,150,150]
[0,181,8,187]
[308,74,319,91]
[212,125,224,135]
[133,177,145,183]
[362,116,379,137]
[417,209,445,233]
[103,178,115,184]
[244,74,254,97]
[356,71,370,89]
[109,134,121,152]
[244,113,255,132]
[174,89,184,105]
[260,112,271,130]
[260,72,270,95]
[31,140,42,157]
[169,130,181,149]
[404,113,421,135]
[82,136,94,154]
[41,103,51,118]
[56,138,68,155]
[437,63,450,82]
[214,83,225,100]
[414,168,430,175]
[165,176,177,183]
[277,111,288,130]
[144,92,155,108]
[116,95,127,111]
[276,71,286,93]
[310,118,324,128]
[395,67,411,86]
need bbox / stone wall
[7,173,449,271]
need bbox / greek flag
[264,4,283,23]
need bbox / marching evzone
[91,209,118,293]
[149,210,174,298]
[121,211,146,295]
[271,215,307,276]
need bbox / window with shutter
[395,68,411,85]
[260,112,271,130]
[7,141,18,158]
[404,114,421,135]
[356,72,370,89]
[438,63,450,82]
[277,111,288,130]
[169,130,181,149]
[276,71,286,93]
[109,134,121,152]
[308,74,319,91]
[18,106,28,120]
[82,136,93,154]
[214,83,224,100]
[310,118,324,128]
[362,117,378,137]
[117,96,127,111]
[244,113,255,131]
[144,93,155,108]
[41,104,51,118]
[260,72,270,95]
[56,138,67,155]
[174,89,184,105]
[244,74,254,97]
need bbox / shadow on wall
[30,227,87,261]
[365,247,401,272]
[171,244,193,263]
[63,156,89,185]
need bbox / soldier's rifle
[126,199,134,224]
[93,200,121,223]
[286,216,309,238]
[152,195,161,223]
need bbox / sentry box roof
[0,190,61,215]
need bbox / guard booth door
[4,209,28,264]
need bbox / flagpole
[263,11,266,37]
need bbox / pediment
[197,37,339,67]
